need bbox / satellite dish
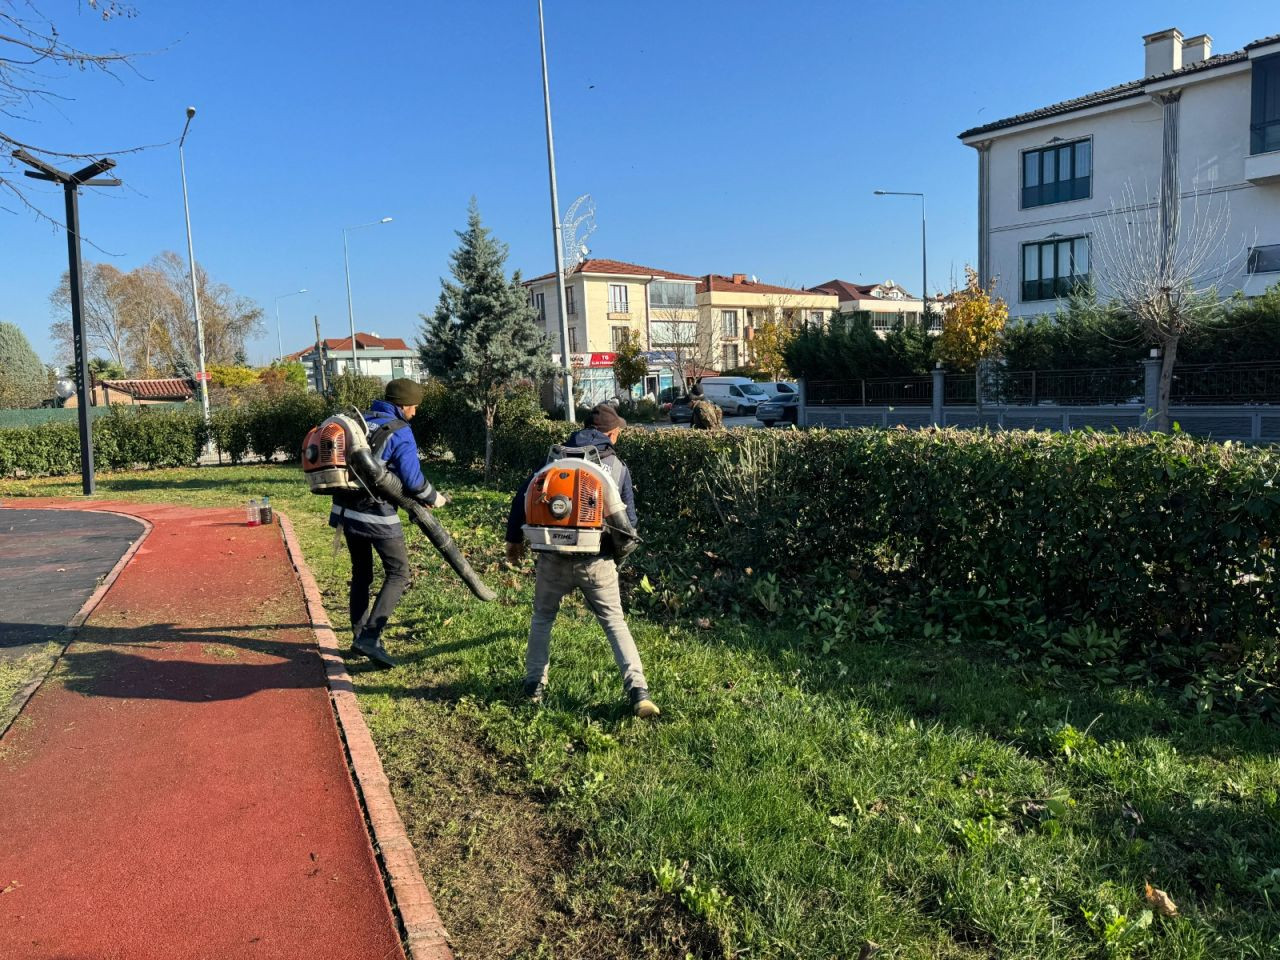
[750,275,758,284]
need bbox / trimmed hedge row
[492,422,1280,716]
[0,407,208,477]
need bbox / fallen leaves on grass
[1145,882,1178,917]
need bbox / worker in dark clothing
[330,378,447,668]
[505,403,659,718]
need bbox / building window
[611,326,631,351]
[568,328,579,353]
[392,360,405,379]
[565,286,576,315]
[1022,138,1091,208]
[608,284,629,313]
[649,280,695,309]
[871,313,894,332]
[1249,243,1280,274]
[532,292,546,323]
[721,310,739,337]
[1022,236,1090,301]
[1253,54,1280,155]
[722,344,739,370]
[808,310,824,326]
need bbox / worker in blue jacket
[330,378,447,668]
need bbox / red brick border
[277,513,453,960]
[0,506,152,738]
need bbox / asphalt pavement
[0,507,144,662]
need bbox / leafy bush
[0,406,208,477]
[786,316,934,381]
[494,423,1280,717]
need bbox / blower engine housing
[524,455,637,557]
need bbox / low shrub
[0,406,208,477]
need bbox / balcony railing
[1251,118,1280,156]
[608,301,630,314]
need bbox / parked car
[759,381,799,398]
[756,393,799,426]
[700,376,771,416]
[667,394,694,423]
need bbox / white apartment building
[960,28,1280,319]
[286,333,424,392]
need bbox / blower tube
[348,447,497,602]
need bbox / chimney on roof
[1144,28,1183,77]
[1182,33,1211,66]
[732,273,746,285]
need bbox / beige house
[696,274,838,371]
[807,279,943,335]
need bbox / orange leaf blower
[523,446,638,558]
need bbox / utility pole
[179,107,211,426]
[313,315,328,393]
[537,0,575,422]
[13,149,121,496]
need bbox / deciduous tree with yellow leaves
[935,267,1008,414]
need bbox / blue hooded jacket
[329,399,435,539]
[505,427,636,550]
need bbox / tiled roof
[287,333,412,359]
[698,274,835,297]
[101,378,195,401]
[808,279,919,301]
[957,35,1270,140]
[525,259,699,284]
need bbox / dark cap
[384,378,425,407]
[590,402,626,432]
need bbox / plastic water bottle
[259,496,273,525]
[246,498,260,527]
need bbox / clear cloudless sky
[2,0,1275,365]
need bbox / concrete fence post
[1141,354,1162,430]
[931,364,945,427]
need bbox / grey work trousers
[526,553,649,694]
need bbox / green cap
[384,378,425,407]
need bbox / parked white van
[699,377,772,416]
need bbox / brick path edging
[0,506,153,739]
[277,513,454,960]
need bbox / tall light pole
[537,0,575,422]
[273,289,307,361]
[343,218,392,377]
[874,190,928,324]
[179,106,210,425]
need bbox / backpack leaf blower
[523,445,638,559]
[303,413,497,602]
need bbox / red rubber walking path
[0,501,409,960]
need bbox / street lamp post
[273,289,307,361]
[537,0,575,423]
[342,218,392,377]
[13,149,121,496]
[874,190,928,325]
[179,107,211,425]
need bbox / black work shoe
[628,687,660,719]
[352,633,397,669]
[522,679,546,704]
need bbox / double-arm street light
[874,189,929,323]
[179,106,211,425]
[273,289,307,361]
[342,218,393,376]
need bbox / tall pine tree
[420,200,552,477]
[0,322,48,409]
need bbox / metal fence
[807,377,933,406]
[1169,361,1280,405]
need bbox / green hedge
[492,424,1280,717]
[0,406,208,477]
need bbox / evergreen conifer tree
[420,201,552,477]
[0,322,49,409]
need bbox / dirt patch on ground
[381,707,717,959]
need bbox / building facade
[286,333,424,392]
[807,279,943,333]
[960,28,1280,319]
[695,274,838,371]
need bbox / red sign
[557,353,618,368]
[195,371,212,382]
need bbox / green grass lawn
[5,464,1280,959]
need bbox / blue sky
[2,0,1275,365]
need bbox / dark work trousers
[345,529,411,642]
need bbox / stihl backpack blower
[302,411,496,602]
[523,445,639,559]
